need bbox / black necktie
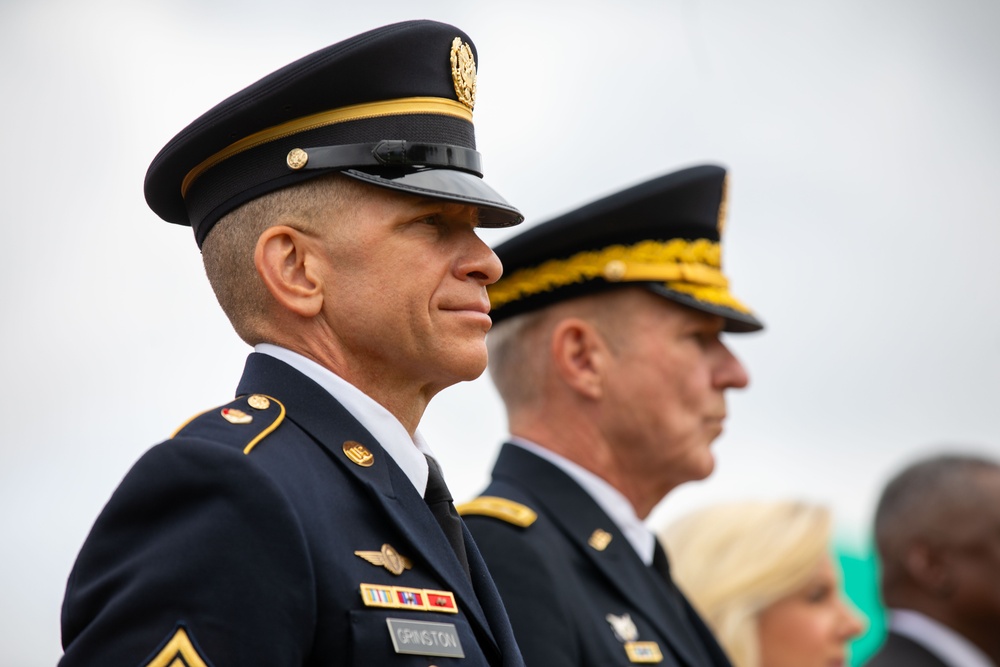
[424,455,471,579]
[652,539,720,664]
[652,539,696,619]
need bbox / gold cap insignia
[625,641,664,663]
[450,37,476,111]
[717,174,729,234]
[343,440,374,467]
[221,408,252,425]
[588,528,613,551]
[355,543,413,576]
[247,394,271,410]
[606,612,639,643]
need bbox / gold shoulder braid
[457,496,538,528]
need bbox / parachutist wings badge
[355,543,413,576]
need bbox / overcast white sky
[2,0,999,663]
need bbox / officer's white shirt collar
[256,344,432,496]
[889,608,995,667]
[509,437,656,565]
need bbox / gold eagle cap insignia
[717,174,729,234]
[450,37,477,111]
[355,543,413,576]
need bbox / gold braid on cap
[488,238,753,314]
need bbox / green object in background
[836,542,886,666]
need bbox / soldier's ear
[904,541,956,598]
[549,318,608,400]
[254,225,325,318]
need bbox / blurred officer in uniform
[459,165,763,667]
[866,453,1000,667]
[59,20,526,667]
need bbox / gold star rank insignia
[355,543,413,575]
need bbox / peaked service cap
[487,165,763,332]
[144,20,522,247]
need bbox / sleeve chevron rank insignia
[354,543,413,575]
[145,625,209,667]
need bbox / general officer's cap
[488,165,764,332]
[144,20,522,247]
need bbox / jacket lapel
[235,353,498,656]
[492,444,707,667]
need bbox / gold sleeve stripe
[145,627,208,667]
[456,496,538,527]
[181,96,473,197]
[488,238,734,310]
[243,395,285,455]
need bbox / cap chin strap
[289,141,483,176]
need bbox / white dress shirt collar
[889,608,995,667]
[509,437,656,565]
[255,344,432,495]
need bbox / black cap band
[290,141,483,176]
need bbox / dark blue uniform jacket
[463,443,732,667]
[60,353,523,667]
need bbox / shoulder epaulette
[456,496,537,528]
[170,393,286,455]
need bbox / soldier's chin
[437,347,489,387]
[690,450,717,481]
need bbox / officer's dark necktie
[652,539,690,617]
[652,538,720,665]
[424,454,471,579]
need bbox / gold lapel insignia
[588,528,613,551]
[343,440,374,467]
[606,612,638,642]
[246,394,271,410]
[220,408,252,425]
[355,543,413,575]
[625,641,664,663]
[450,37,476,110]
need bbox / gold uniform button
[247,394,271,410]
[286,148,309,170]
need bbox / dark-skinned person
[865,453,1000,667]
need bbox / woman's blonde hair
[660,501,831,667]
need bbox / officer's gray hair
[487,290,638,413]
[201,173,364,345]
[487,309,550,412]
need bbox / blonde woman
[660,501,864,667]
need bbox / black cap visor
[644,282,764,333]
[343,167,523,228]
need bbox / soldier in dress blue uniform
[59,20,526,667]
[459,166,764,667]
